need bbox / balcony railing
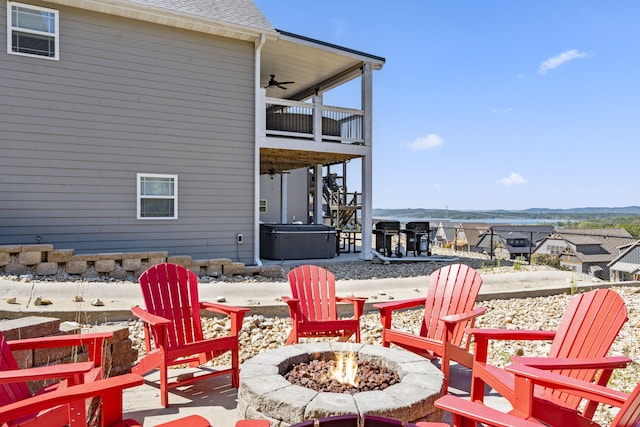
[265,97,364,145]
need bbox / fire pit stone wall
[238,342,444,426]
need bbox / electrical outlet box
[236,233,243,244]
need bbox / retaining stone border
[0,244,283,281]
[238,342,444,426]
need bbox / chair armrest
[430,394,543,427]
[467,328,556,341]
[7,332,113,351]
[0,361,95,384]
[8,332,113,368]
[201,302,250,334]
[281,296,299,311]
[505,363,629,408]
[200,302,251,316]
[442,306,487,324]
[336,296,367,318]
[0,373,144,424]
[131,305,171,326]
[336,296,367,303]
[373,298,426,312]
[470,328,556,365]
[510,355,632,371]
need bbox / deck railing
[265,97,364,144]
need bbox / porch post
[313,94,323,142]
[280,173,288,223]
[360,62,374,260]
[314,164,323,224]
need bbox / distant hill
[372,206,640,221]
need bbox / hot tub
[260,224,337,260]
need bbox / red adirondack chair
[0,329,113,427]
[469,288,630,426]
[373,263,486,390]
[422,364,640,427]
[0,373,211,427]
[282,265,367,344]
[131,263,250,407]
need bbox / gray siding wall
[259,168,309,224]
[0,1,256,262]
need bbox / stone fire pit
[237,342,444,426]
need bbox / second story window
[137,174,178,220]
[7,2,59,60]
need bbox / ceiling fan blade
[276,84,288,90]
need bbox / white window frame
[137,173,178,220]
[7,2,59,60]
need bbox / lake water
[374,216,570,225]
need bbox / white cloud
[538,50,589,75]
[331,18,348,38]
[498,172,527,187]
[408,134,443,151]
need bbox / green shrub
[531,253,561,268]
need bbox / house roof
[608,240,640,271]
[557,228,634,238]
[555,229,635,261]
[45,0,277,40]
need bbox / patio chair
[469,288,630,426]
[373,263,486,390]
[0,329,113,427]
[421,364,640,427]
[282,265,367,344]
[131,263,250,407]
[0,372,211,427]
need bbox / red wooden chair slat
[373,263,486,391]
[469,288,629,425]
[282,265,367,345]
[131,263,250,407]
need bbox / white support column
[360,63,374,260]
[280,173,288,223]
[314,164,323,224]
[253,34,266,266]
[313,94,323,142]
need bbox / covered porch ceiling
[260,30,384,102]
[260,148,358,175]
[259,30,384,175]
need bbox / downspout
[254,34,266,266]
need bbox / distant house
[608,240,640,281]
[476,225,555,261]
[533,228,636,279]
[432,221,458,248]
[0,0,385,263]
[453,223,494,252]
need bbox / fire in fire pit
[285,352,399,394]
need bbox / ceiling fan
[264,74,294,90]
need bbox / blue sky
[254,1,639,210]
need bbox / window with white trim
[7,2,59,60]
[137,174,178,219]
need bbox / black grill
[373,221,400,257]
[401,221,431,256]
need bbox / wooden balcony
[265,97,364,145]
